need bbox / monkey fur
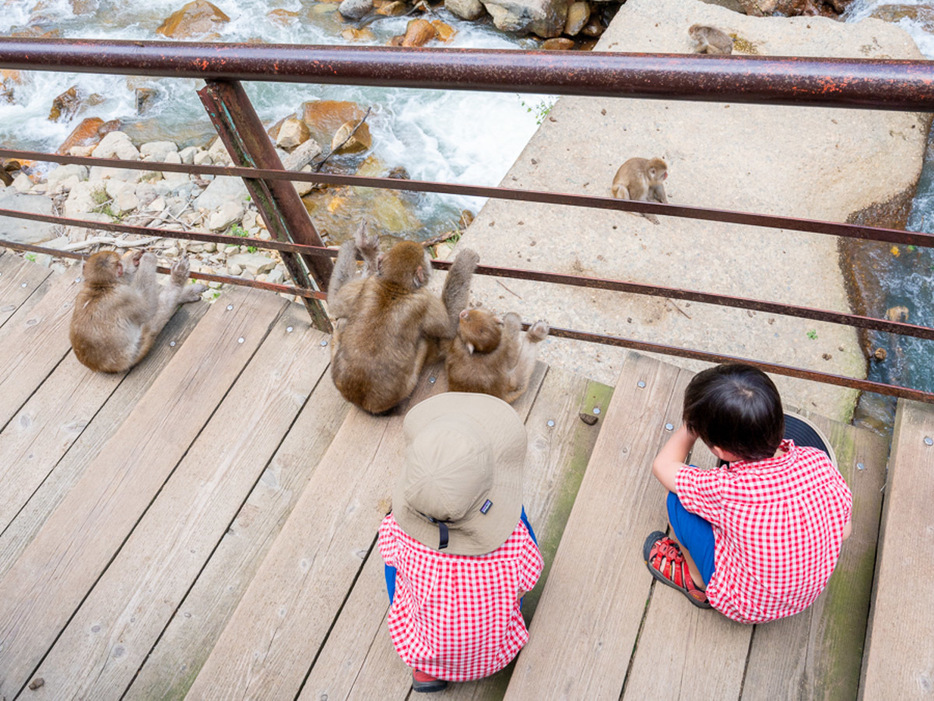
[70,250,206,373]
[611,156,669,225]
[327,224,479,414]
[689,25,734,55]
[445,308,549,404]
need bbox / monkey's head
[457,308,503,354]
[378,240,432,291]
[647,158,668,182]
[82,251,126,287]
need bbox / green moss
[730,35,760,55]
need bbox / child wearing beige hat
[378,392,544,693]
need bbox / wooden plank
[297,364,603,700]
[504,352,685,700]
[860,400,934,700]
[126,372,352,700]
[0,303,207,578]
[26,304,333,699]
[742,415,886,701]
[184,369,449,699]
[0,255,52,328]
[0,266,81,430]
[0,287,286,698]
[622,371,753,701]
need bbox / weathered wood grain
[0,302,207,577]
[28,304,331,699]
[0,287,286,698]
[0,266,81,431]
[860,400,934,700]
[504,352,685,700]
[0,255,52,328]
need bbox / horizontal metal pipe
[2,228,932,341]
[2,39,934,110]
[5,148,934,249]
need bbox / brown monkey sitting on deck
[446,308,549,404]
[327,229,479,414]
[70,250,206,373]
[611,157,669,225]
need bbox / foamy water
[0,0,554,226]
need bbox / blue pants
[385,507,537,604]
[666,492,716,585]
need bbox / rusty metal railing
[2,39,934,404]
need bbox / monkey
[327,229,479,414]
[688,25,734,55]
[611,157,669,225]
[445,308,549,404]
[69,249,206,373]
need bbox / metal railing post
[198,79,333,331]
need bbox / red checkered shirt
[676,439,852,624]
[378,513,543,681]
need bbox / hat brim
[394,392,527,555]
[784,412,836,467]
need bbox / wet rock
[156,0,231,39]
[873,347,887,361]
[268,8,301,25]
[481,0,571,37]
[0,69,23,103]
[331,120,372,155]
[580,17,605,37]
[378,1,410,15]
[445,0,486,21]
[57,117,107,155]
[301,100,367,147]
[276,117,311,151]
[49,85,81,122]
[282,138,323,171]
[543,37,576,49]
[136,87,158,114]
[342,27,377,41]
[431,19,457,41]
[401,18,439,46]
[339,0,373,20]
[564,1,590,36]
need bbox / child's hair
[683,364,784,462]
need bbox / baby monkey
[70,250,206,373]
[689,25,733,55]
[611,157,669,225]
[445,308,549,404]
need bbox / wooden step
[860,399,934,700]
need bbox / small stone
[579,412,598,426]
[29,678,45,690]
[873,347,887,361]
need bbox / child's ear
[711,446,743,462]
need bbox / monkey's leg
[441,248,479,334]
[169,255,206,303]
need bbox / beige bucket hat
[393,392,528,556]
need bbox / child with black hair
[645,363,852,623]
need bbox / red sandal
[643,531,712,609]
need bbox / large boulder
[481,0,571,37]
[455,0,927,421]
[0,190,56,243]
[300,100,368,147]
[156,0,231,39]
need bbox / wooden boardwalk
[0,249,929,700]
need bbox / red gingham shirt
[677,440,852,624]
[378,513,543,681]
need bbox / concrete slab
[455,0,927,422]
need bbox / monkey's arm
[327,278,365,320]
[496,313,524,366]
[421,296,455,340]
[328,240,360,304]
[650,184,669,204]
[441,248,479,335]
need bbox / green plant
[518,96,557,126]
[806,329,818,340]
[230,224,249,238]
[24,253,36,262]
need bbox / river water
[2,0,933,423]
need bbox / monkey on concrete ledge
[611,156,670,225]
[70,249,206,373]
[327,224,479,414]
